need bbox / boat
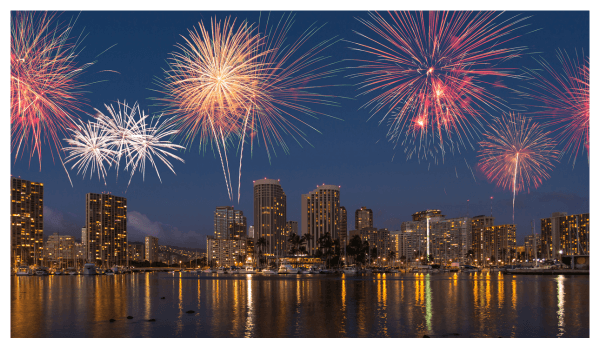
[342,266,358,275]
[461,265,480,273]
[278,262,300,274]
[319,269,334,274]
[261,268,278,275]
[216,267,228,274]
[82,263,97,275]
[16,266,31,276]
[111,266,122,274]
[301,266,318,274]
[105,269,115,275]
[202,268,216,273]
[238,265,256,274]
[66,267,78,275]
[35,267,49,276]
[54,270,62,275]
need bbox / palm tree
[256,237,267,268]
[318,232,334,268]
[302,233,313,255]
[388,250,396,267]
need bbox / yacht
[105,269,115,275]
[261,268,278,275]
[278,262,300,274]
[342,266,358,275]
[35,267,49,276]
[216,267,228,274]
[202,268,216,273]
[238,265,256,274]
[66,267,78,275]
[82,263,97,275]
[16,266,31,276]
[111,266,122,274]
[54,269,63,275]
[302,266,319,274]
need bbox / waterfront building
[11,177,44,267]
[214,206,247,240]
[541,212,589,259]
[248,226,254,239]
[348,226,390,263]
[129,242,145,262]
[74,242,85,267]
[286,221,298,236]
[301,184,341,254]
[81,227,87,257]
[85,193,127,267]
[524,234,541,261]
[253,178,287,257]
[206,236,248,267]
[44,233,76,268]
[355,206,373,230]
[471,216,516,264]
[339,207,348,246]
[145,236,159,263]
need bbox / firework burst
[349,11,529,163]
[478,112,559,223]
[63,101,185,187]
[11,11,95,168]
[521,50,589,167]
[156,14,341,201]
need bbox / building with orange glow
[253,178,287,257]
[301,184,341,254]
[11,177,44,267]
[85,193,127,267]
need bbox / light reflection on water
[11,273,589,338]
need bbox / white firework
[63,101,185,186]
[63,119,116,183]
[124,109,185,186]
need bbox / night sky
[9,11,589,248]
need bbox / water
[11,272,589,337]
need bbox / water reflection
[11,273,589,338]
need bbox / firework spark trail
[156,14,342,201]
[521,49,589,167]
[478,112,559,224]
[11,12,96,170]
[349,11,529,163]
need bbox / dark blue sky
[10,11,589,248]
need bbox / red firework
[350,11,529,162]
[522,50,589,167]
[11,12,94,168]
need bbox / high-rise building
[524,234,541,260]
[85,193,127,267]
[471,216,516,264]
[355,206,373,230]
[207,235,248,267]
[339,207,348,246]
[348,226,390,263]
[253,178,287,257]
[214,206,247,240]
[81,227,88,256]
[301,184,341,255]
[541,212,589,259]
[11,177,44,267]
[129,242,145,262]
[285,221,298,236]
[412,210,444,222]
[44,233,76,268]
[145,236,159,263]
[248,226,254,239]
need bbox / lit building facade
[301,184,340,254]
[412,209,443,221]
[207,236,248,267]
[253,178,287,257]
[285,221,298,236]
[214,206,247,240]
[129,242,145,262]
[339,207,348,246]
[471,216,516,264]
[248,226,254,239]
[524,234,541,260]
[348,226,390,261]
[145,236,159,263]
[85,193,127,267]
[541,212,589,259]
[355,206,373,230]
[11,177,44,267]
[44,233,76,268]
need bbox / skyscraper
[541,212,589,259]
[11,177,44,267]
[355,206,373,230]
[145,236,159,263]
[301,184,340,254]
[339,206,347,246]
[85,193,127,267]
[254,178,287,257]
[214,206,247,240]
[81,227,87,257]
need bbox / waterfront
[11,272,588,337]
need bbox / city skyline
[8,11,589,249]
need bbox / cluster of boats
[15,263,130,276]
